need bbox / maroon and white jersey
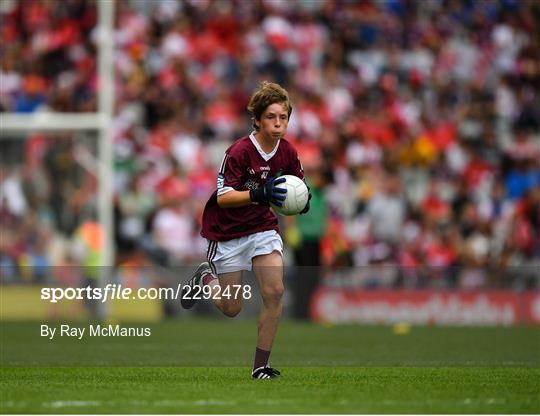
[201,133,304,241]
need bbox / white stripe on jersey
[216,154,234,196]
[219,154,228,174]
[217,186,234,196]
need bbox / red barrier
[310,289,540,326]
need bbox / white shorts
[206,230,283,275]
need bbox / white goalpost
[0,1,116,279]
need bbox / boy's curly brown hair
[247,81,292,131]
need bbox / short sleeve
[217,152,244,196]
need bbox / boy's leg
[205,271,243,317]
[181,264,243,316]
[251,251,284,369]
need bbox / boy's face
[256,102,289,140]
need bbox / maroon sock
[202,273,215,286]
[253,347,270,370]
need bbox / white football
[270,175,309,216]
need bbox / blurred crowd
[1,0,539,291]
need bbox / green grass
[1,319,539,413]
[2,367,539,414]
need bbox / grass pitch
[1,319,539,413]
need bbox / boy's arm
[217,190,252,208]
[216,152,251,208]
[217,177,287,208]
[216,150,286,208]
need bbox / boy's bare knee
[262,283,284,304]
